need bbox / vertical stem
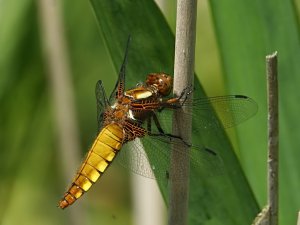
[37,0,84,224]
[297,211,300,225]
[168,1,197,225]
[266,52,279,225]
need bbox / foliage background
[1,0,300,225]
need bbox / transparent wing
[116,135,223,181]
[188,95,258,129]
[95,80,109,132]
[155,95,258,134]
[114,95,256,180]
[117,139,156,179]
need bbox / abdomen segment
[58,123,124,209]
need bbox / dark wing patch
[109,36,131,104]
[95,80,109,132]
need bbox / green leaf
[209,0,300,224]
[90,0,259,224]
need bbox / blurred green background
[1,0,300,225]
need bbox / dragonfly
[58,38,258,209]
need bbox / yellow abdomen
[58,123,124,209]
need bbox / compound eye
[145,73,172,96]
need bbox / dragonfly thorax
[104,101,130,125]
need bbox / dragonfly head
[146,73,173,96]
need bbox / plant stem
[168,1,197,225]
[37,0,84,224]
[266,52,279,225]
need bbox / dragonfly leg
[159,86,194,110]
[149,132,192,147]
[147,112,192,147]
[151,112,165,134]
[146,112,165,134]
[147,115,191,147]
[147,117,152,132]
[177,85,193,105]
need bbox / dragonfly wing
[95,80,109,132]
[146,135,224,177]
[115,135,223,181]
[155,95,258,134]
[109,36,131,104]
[116,95,255,180]
[116,138,156,179]
[190,95,258,129]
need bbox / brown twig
[168,0,197,225]
[266,52,279,225]
[252,52,279,225]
